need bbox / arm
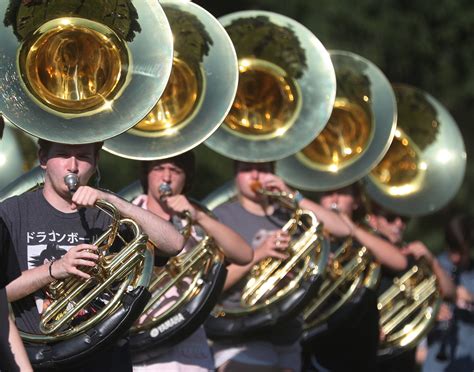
[260,175,351,237]
[403,241,456,301]
[165,195,253,265]
[338,214,408,271]
[8,316,33,372]
[7,244,98,302]
[72,187,184,256]
[299,198,352,237]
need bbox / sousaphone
[201,10,335,339]
[205,10,336,162]
[363,84,466,358]
[106,0,238,360]
[0,0,173,144]
[0,0,173,368]
[364,84,466,216]
[276,51,396,342]
[103,0,238,159]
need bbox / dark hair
[140,151,196,194]
[37,139,103,157]
[368,199,410,224]
[233,160,275,175]
[445,214,472,254]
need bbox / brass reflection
[18,18,128,114]
[298,98,371,172]
[224,58,299,139]
[134,57,201,134]
[371,129,424,196]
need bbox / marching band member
[366,202,455,372]
[211,161,353,372]
[0,140,184,371]
[131,151,253,371]
[304,184,408,372]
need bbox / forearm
[352,226,408,271]
[104,194,184,256]
[432,258,456,301]
[196,212,253,265]
[299,198,351,237]
[223,263,254,291]
[8,317,33,372]
[6,265,53,302]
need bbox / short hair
[140,151,196,194]
[37,139,103,157]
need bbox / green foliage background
[99,0,474,255]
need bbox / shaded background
[99,0,474,254]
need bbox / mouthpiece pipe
[64,173,79,193]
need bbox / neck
[42,181,76,213]
[146,192,171,220]
[238,194,274,216]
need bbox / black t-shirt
[0,189,111,334]
[0,218,21,289]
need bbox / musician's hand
[437,302,453,322]
[71,186,108,210]
[164,195,198,220]
[261,174,292,194]
[401,241,434,265]
[456,285,474,310]
[254,230,290,262]
[52,244,99,280]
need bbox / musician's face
[320,189,356,216]
[40,143,97,197]
[235,162,274,201]
[449,249,470,269]
[374,213,407,245]
[147,161,186,200]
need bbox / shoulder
[213,201,242,219]
[0,193,26,222]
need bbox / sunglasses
[379,212,409,224]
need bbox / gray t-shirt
[213,201,289,309]
[0,189,111,334]
[213,200,301,344]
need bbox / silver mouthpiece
[159,183,172,201]
[330,202,339,212]
[64,173,79,193]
